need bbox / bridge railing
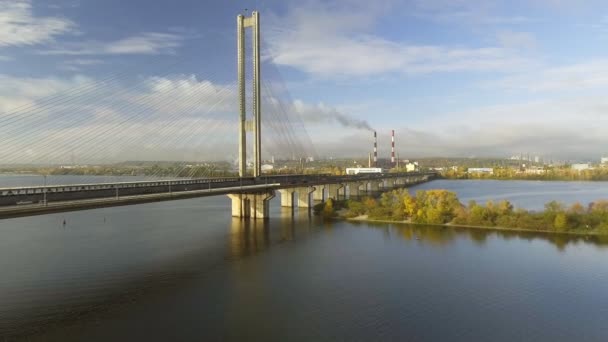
[0,171,436,196]
[0,172,437,207]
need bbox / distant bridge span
[0,172,436,219]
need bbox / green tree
[403,192,417,219]
[554,212,568,232]
[362,197,377,212]
[322,199,335,218]
[413,190,460,224]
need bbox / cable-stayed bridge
[0,11,435,219]
[0,173,433,219]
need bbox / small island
[315,189,608,236]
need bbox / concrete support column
[369,181,380,192]
[385,179,396,189]
[326,183,344,200]
[312,186,325,201]
[295,187,314,207]
[227,190,275,219]
[278,189,294,207]
[248,190,274,219]
[339,184,347,199]
[227,194,250,218]
[348,182,363,198]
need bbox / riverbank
[439,168,608,181]
[346,215,607,237]
[317,188,608,236]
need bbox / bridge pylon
[237,11,262,177]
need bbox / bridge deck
[0,172,435,219]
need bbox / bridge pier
[227,190,275,219]
[278,187,315,208]
[295,186,315,208]
[312,186,325,202]
[278,189,295,207]
[228,193,248,217]
[347,182,364,198]
[369,181,380,193]
[326,183,344,200]
[384,178,396,189]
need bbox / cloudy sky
[1,0,608,164]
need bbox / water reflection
[352,221,608,251]
[226,211,317,260]
[6,213,608,341]
[227,218,271,259]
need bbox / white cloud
[487,59,608,92]
[0,72,334,163]
[0,74,92,113]
[266,1,533,77]
[0,74,242,163]
[0,0,74,47]
[390,94,608,159]
[409,0,534,25]
[496,30,538,49]
[41,32,183,55]
[106,33,182,54]
[66,59,104,65]
[59,58,104,71]
[1,71,607,163]
[135,74,237,114]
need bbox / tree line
[441,167,608,181]
[325,189,608,235]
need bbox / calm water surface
[1,177,608,341]
[414,179,608,210]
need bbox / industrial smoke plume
[332,111,374,131]
[292,100,374,131]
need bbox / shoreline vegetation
[438,167,608,181]
[314,189,608,236]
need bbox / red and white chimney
[373,131,377,166]
[391,130,395,164]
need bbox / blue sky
[1,0,608,163]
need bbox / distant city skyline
[1,0,608,162]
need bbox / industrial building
[346,168,383,175]
[467,167,494,174]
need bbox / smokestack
[368,153,372,168]
[391,130,395,164]
[373,131,377,166]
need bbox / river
[1,177,607,341]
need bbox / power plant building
[346,168,383,175]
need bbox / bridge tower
[237,11,262,177]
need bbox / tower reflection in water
[228,218,271,260]
[227,209,315,260]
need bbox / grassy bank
[346,215,608,237]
